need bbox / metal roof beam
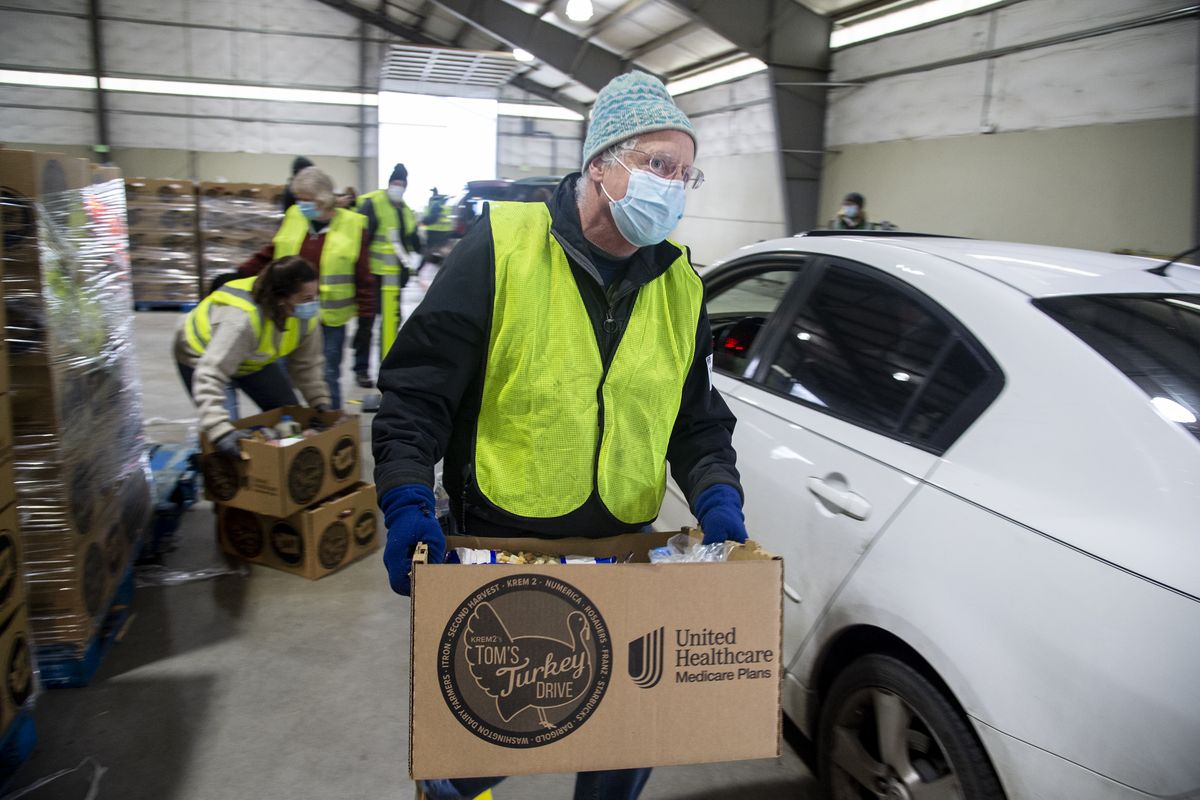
[663,0,828,69]
[664,0,831,233]
[429,0,636,91]
[624,19,702,61]
[584,0,652,38]
[311,0,588,116]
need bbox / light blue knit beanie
[581,71,696,171]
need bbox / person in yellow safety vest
[238,166,374,410]
[174,256,330,458]
[373,71,746,800]
[419,188,454,263]
[353,163,421,388]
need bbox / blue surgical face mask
[602,160,686,247]
[841,204,860,220]
[293,300,319,320]
[297,201,320,221]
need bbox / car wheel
[818,654,1005,800]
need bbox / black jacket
[372,173,741,538]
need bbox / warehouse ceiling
[316,0,851,112]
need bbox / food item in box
[648,532,733,563]
[451,548,618,565]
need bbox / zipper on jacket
[591,283,639,494]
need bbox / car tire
[818,654,1005,800]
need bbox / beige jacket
[174,305,330,440]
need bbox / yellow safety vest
[423,201,454,232]
[475,203,703,524]
[273,206,365,327]
[357,189,417,278]
[184,276,316,377]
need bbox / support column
[87,0,111,164]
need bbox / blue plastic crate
[140,443,200,561]
[36,565,136,689]
[0,711,35,784]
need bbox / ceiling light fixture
[497,102,583,121]
[565,0,594,22]
[665,57,767,97]
[831,0,1005,49]
[512,48,535,62]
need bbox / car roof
[721,234,1200,298]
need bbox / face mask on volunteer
[841,204,860,220]
[297,201,321,221]
[293,300,319,320]
[602,158,686,248]
[387,186,407,204]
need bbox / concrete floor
[6,298,818,799]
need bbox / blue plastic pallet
[140,443,200,561]
[134,301,197,312]
[36,565,136,689]
[0,711,36,783]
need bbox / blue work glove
[693,484,748,545]
[380,484,446,596]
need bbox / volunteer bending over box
[174,255,331,457]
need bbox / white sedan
[658,233,1200,800]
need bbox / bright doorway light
[377,92,498,211]
[831,0,1005,48]
[513,48,534,62]
[565,0,594,22]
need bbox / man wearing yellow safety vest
[239,166,374,410]
[419,187,454,263]
[372,72,745,800]
[353,163,420,388]
[174,256,330,456]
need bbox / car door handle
[806,477,872,521]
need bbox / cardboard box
[0,150,91,270]
[408,531,783,780]
[124,178,193,203]
[0,602,32,735]
[0,459,13,513]
[0,393,11,464]
[0,293,8,396]
[217,482,379,580]
[90,164,123,184]
[201,406,362,517]
[0,501,25,623]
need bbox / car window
[762,262,994,447]
[1035,294,1200,442]
[706,268,801,376]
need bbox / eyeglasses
[624,149,705,190]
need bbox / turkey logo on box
[438,574,612,748]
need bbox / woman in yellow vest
[174,256,331,458]
[238,166,373,410]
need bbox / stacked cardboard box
[197,182,283,293]
[0,215,35,735]
[126,177,200,304]
[0,150,153,660]
[204,406,379,580]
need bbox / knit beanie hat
[581,71,696,171]
[291,156,314,175]
[389,163,408,183]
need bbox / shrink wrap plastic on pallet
[125,178,200,305]
[197,183,283,293]
[1,172,154,658]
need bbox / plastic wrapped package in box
[198,183,283,294]
[125,178,200,305]
[0,151,154,657]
